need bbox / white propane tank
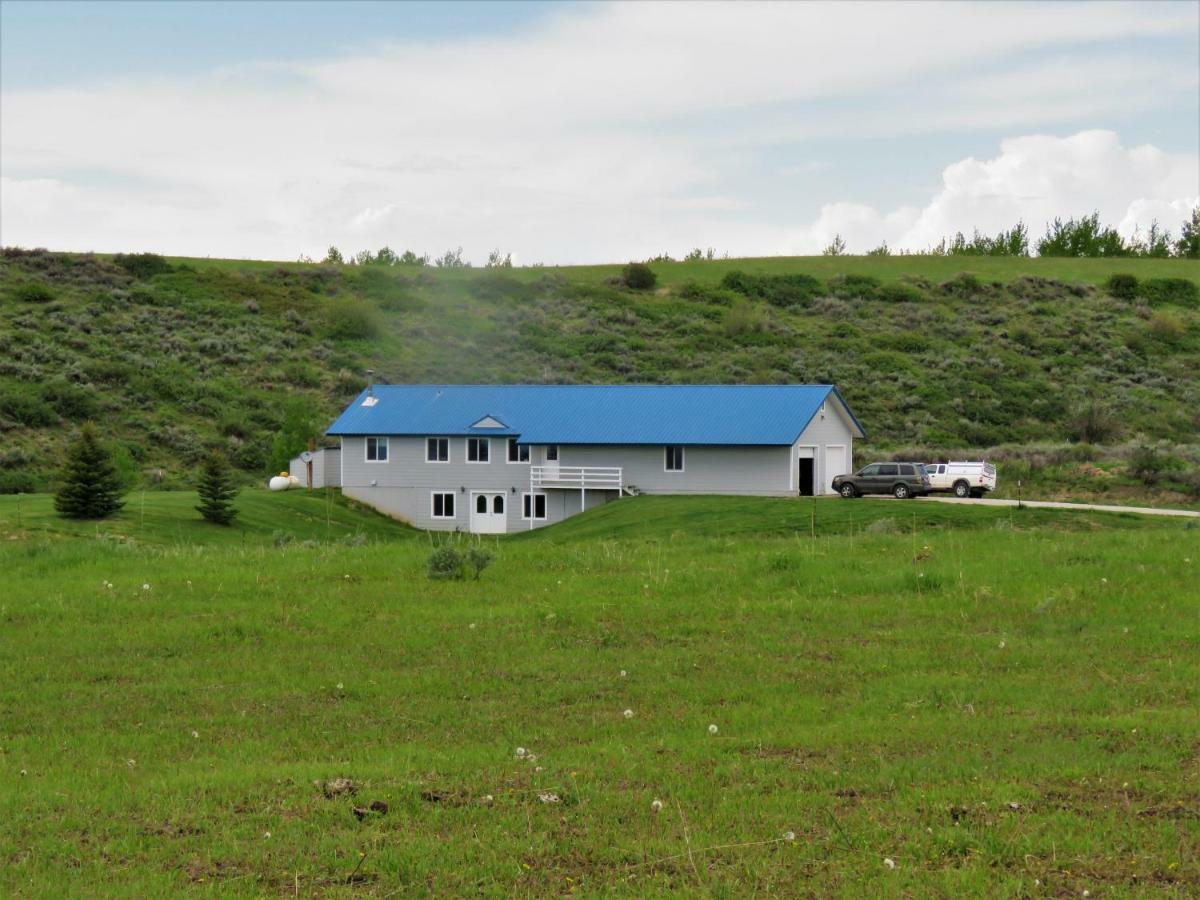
[288,474,301,488]
[269,473,292,491]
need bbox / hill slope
[1,248,1197,499]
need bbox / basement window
[431,492,456,519]
[522,492,547,520]
[365,436,388,462]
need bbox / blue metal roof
[326,384,865,445]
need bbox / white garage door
[823,445,847,495]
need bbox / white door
[543,445,559,479]
[823,445,847,495]
[470,492,507,534]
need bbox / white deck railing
[530,465,623,490]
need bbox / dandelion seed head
[623,709,634,719]
[515,747,527,758]
[708,724,719,735]
[336,682,344,690]
[619,669,627,678]
[883,857,896,870]
[191,730,199,739]
[783,830,796,841]
[142,583,150,591]
[264,831,271,839]
[126,759,136,768]
[651,798,663,813]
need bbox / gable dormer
[470,415,507,429]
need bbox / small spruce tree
[196,450,239,525]
[54,423,126,519]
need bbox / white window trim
[521,491,548,521]
[664,445,685,473]
[466,437,491,464]
[431,490,456,519]
[545,444,559,462]
[425,437,449,464]
[507,438,530,464]
[365,436,389,464]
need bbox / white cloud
[795,130,1199,253]
[0,1,1197,261]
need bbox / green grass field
[3,494,1198,895]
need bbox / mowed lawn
[1,494,1198,896]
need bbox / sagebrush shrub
[1104,273,1139,300]
[1139,278,1198,307]
[427,545,464,580]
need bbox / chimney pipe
[366,369,375,397]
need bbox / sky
[1,0,1198,263]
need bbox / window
[431,492,455,519]
[545,445,559,461]
[467,438,490,463]
[899,464,915,476]
[365,436,388,462]
[507,439,530,463]
[426,438,448,462]
[878,464,898,476]
[493,495,504,514]
[665,445,684,472]
[859,464,880,476]
[476,494,488,514]
[522,492,547,520]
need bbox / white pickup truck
[922,461,998,498]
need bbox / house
[326,384,865,533]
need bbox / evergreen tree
[196,450,238,525]
[1177,206,1200,259]
[54,423,126,519]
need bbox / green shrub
[1128,444,1179,486]
[940,273,983,298]
[828,274,880,300]
[1066,401,1119,443]
[464,545,494,580]
[43,380,100,421]
[323,300,380,340]
[0,385,57,426]
[1139,278,1198,307]
[724,298,766,336]
[113,253,172,279]
[878,283,924,303]
[1104,273,1139,300]
[427,545,464,580]
[621,263,657,291]
[1147,312,1185,346]
[11,282,55,303]
[0,470,39,494]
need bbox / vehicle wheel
[953,480,970,498]
[839,483,857,498]
[893,483,909,499]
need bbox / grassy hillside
[0,488,415,547]
[3,497,1197,895]
[2,247,1198,501]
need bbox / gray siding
[558,444,792,495]
[340,435,593,532]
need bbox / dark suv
[831,462,931,499]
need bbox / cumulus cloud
[797,130,1199,253]
[0,1,1196,261]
